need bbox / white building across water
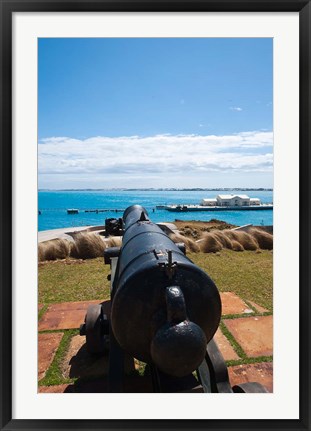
[201,194,261,207]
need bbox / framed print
[1,1,310,430]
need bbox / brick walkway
[38,292,273,393]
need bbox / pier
[84,208,125,213]
[164,204,273,212]
[67,208,125,214]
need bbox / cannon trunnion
[80,205,268,393]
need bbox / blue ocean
[38,190,273,232]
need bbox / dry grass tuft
[38,239,71,262]
[199,233,223,253]
[70,233,107,259]
[106,236,122,248]
[224,230,258,251]
[198,227,274,253]
[180,226,200,239]
[213,231,233,250]
[169,233,200,253]
[38,225,273,262]
[231,240,245,251]
[249,228,273,250]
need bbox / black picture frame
[1,1,310,430]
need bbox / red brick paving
[248,300,269,313]
[38,294,261,332]
[61,335,135,380]
[38,332,64,381]
[223,315,273,357]
[38,293,273,393]
[220,292,254,315]
[38,300,110,331]
[38,293,259,333]
[214,328,239,361]
[61,335,108,379]
[228,362,273,392]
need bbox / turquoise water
[38,190,273,231]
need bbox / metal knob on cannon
[80,204,268,393]
[151,285,207,377]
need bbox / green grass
[38,250,273,388]
[219,321,247,359]
[38,250,273,310]
[38,258,111,303]
[189,249,273,311]
[39,329,78,386]
[38,304,48,321]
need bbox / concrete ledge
[38,226,105,243]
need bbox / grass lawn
[38,250,272,387]
[38,259,111,303]
[188,250,273,311]
[38,250,272,310]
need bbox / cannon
[105,217,123,237]
[80,205,268,393]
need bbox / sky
[38,38,273,189]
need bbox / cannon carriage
[80,205,268,393]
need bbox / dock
[161,193,273,212]
[84,208,125,213]
[164,204,273,212]
[66,208,125,214]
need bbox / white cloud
[230,107,243,112]
[38,131,273,187]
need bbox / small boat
[67,209,79,214]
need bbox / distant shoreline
[39,187,273,192]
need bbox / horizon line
[38,187,273,191]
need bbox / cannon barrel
[110,205,221,377]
